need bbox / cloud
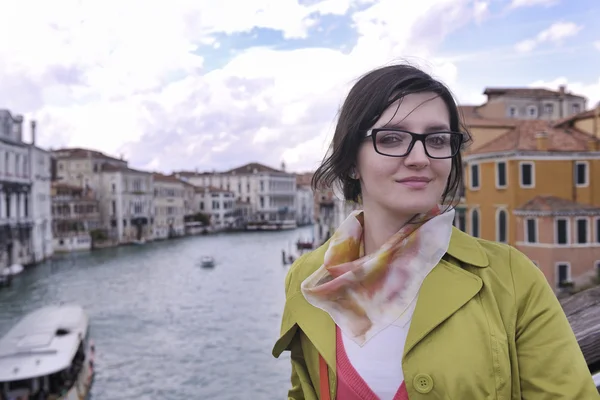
[1,0,485,174]
[594,41,600,51]
[2,0,595,176]
[509,0,558,8]
[515,22,583,53]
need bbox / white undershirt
[341,300,416,400]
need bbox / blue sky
[0,0,598,173]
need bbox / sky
[0,0,599,174]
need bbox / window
[572,103,581,114]
[508,106,518,118]
[470,209,480,238]
[458,212,466,232]
[575,161,588,187]
[596,218,600,244]
[576,218,588,244]
[470,164,480,189]
[525,218,537,243]
[527,105,537,118]
[497,209,508,243]
[555,218,569,245]
[544,103,554,115]
[519,162,534,188]
[556,263,571,287]
[496,161,507,188]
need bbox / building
[554,104,600,139]
[514,196,600,289]
[463,119,600,290]
[28,122,53,262]
[152,173,185,239]
[176,162,297,224]
[462,85,587,122]
[295,173,315,226]
[100,164,154,243]
[195,186,236,230]
[51,183,101,252]
[0,110,36,268]
[52,148,155,244]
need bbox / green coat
[273,227,599,399]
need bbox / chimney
[558,84,566,95]
[30,120,36,145]
[281,160,286,171]
[587,138,599,151]
[535,131,549,151]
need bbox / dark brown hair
[312,63,471,208]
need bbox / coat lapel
[287,292,337,369]
[403,258,483,358]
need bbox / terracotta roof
[173,170,214,177]
[51,182,84,191]
[458,105,518,128]
[52,147,124,163]
[296,172,313,186]
[225,162,282,174]
[483,87,585,99]
[152,173,183,183]
[554,107,600,128]
[515,196,600,216]
[469,120,599,155]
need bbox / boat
[132,239,146,246]
[200,256,215,268]
[0,304,95,400]
[1,264,24,277]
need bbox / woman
[272,64,598,399]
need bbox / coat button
[413,373,433,394]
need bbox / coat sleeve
[273,255,319,400]
[510,246,599,399]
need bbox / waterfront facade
[0,111,53,268]
[28,124,53,262]
[51,183,101,252]
[100,165,154,243]
[152,173,185,239]
[177,162,297,224]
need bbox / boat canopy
[0,304,89,382]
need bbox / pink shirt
[336,326,409,400]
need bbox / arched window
[471,208,480,238]
[497,209,507,243]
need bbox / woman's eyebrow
[380,123,451,131]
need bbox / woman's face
[355,92,454,218]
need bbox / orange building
[463,119,600,290]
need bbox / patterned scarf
[301,206,454,347]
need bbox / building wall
[153,178,185,239]
[29,146,53,262]
[480,95,585,120]
[465,155,600,244]
[515,214,600,289]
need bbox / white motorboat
[1,264,24,277]
[0,304,95,400]
[200,256,215,268]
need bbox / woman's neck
[361,205,413,255]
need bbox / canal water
[0,226,315,400]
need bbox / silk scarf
[301,207,455,346]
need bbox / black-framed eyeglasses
[365,128,464,159]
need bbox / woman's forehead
[372,92,450,130]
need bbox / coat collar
[280,226,489,371]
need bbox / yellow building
[463,119,600,289]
